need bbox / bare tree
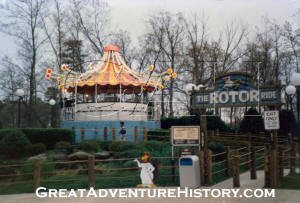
[71,0,111,55]
[145,11,185,116]
[0,0,47,126]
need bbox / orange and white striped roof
[62,45,162,93]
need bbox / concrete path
[1,170,299,203]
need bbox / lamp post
[285,85,296,111]
[291,73,300,127]
[49,99,56,127]
[15,89,25,128]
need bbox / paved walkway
[1,170,299,203]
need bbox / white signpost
[263,110,280,130]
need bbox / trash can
[179,155,200,188]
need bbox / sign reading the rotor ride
[193,72,281,108]
[171,126,200,146]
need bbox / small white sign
[263,110,280,130]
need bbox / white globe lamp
[49,99,56,106]
[286,85,296,96]
[15,89,25,97]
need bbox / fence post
[199,150,205,186]
[81,128,85,143]
[143,127,147,142]
[112,128,116,141]
[247,142,251,170]
[134,126,139,144]
[171,159,175,184]
[278,147,284,178]
[270,148,278,188]
[232,150,240,187]
[291,141,296,173]
[206,150,212,185]
[225,147,231,176]
[94,127,98,139]
[33,159,41,191]
[104,127,108,141]
[250,146,257,179]
[264,145,271,188]
[88,156,95,188]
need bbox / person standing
[119,121,126,141]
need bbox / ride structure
[45,44,177,142]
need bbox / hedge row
[0,128,75,149]
[161,113,234,132]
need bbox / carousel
[45,44,177,123]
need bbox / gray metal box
[179,155,200,188]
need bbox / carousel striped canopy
[61,45,162,93]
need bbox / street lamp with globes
[15,89,24,128]
[285,85,296,111]
[290,73,300,127]
[49,99,56,127]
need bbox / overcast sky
[0,0,299,57]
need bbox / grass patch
[279,173,300,190]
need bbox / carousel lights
[61,64,69,72]
[171,72,177,79]
[45,68,52,80]
[149,65,155,72]
[164,75,171,81]
[167,68,173,75]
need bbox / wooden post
[291,141,296,173]
[134,126,139,144]
[264,145,271,188]
[225,147,231,176]
[199,150,205,186]
[88,156,95,188]
[104,127,108,141]
[232,150,240,187]
[250,146,257,179]
[33,159,41,191]
[206,150,212,185]
[270,148,278,188]
[81,128,85,143]
[171,159,175,184]
[112,128,116,141]
[247,143,251,170]
[216,128,219,137]
[94,127,98,139]
[143,127,147,142]
[278,147,284,178]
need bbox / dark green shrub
[208,142,225,154]
[109,141,144,152]
[0,129,31,158]
[26,143,46,156]
[161,113,233,132]
[55,141,72,153]
[142,141,169,152]
[239,108,264,133]
[80,139,100,152]
[19,128,75,149]
[114,149,143,158]
[97,140,113,151]
[147,129,170,141]
[279,109,299,137]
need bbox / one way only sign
[263,110,280,130]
